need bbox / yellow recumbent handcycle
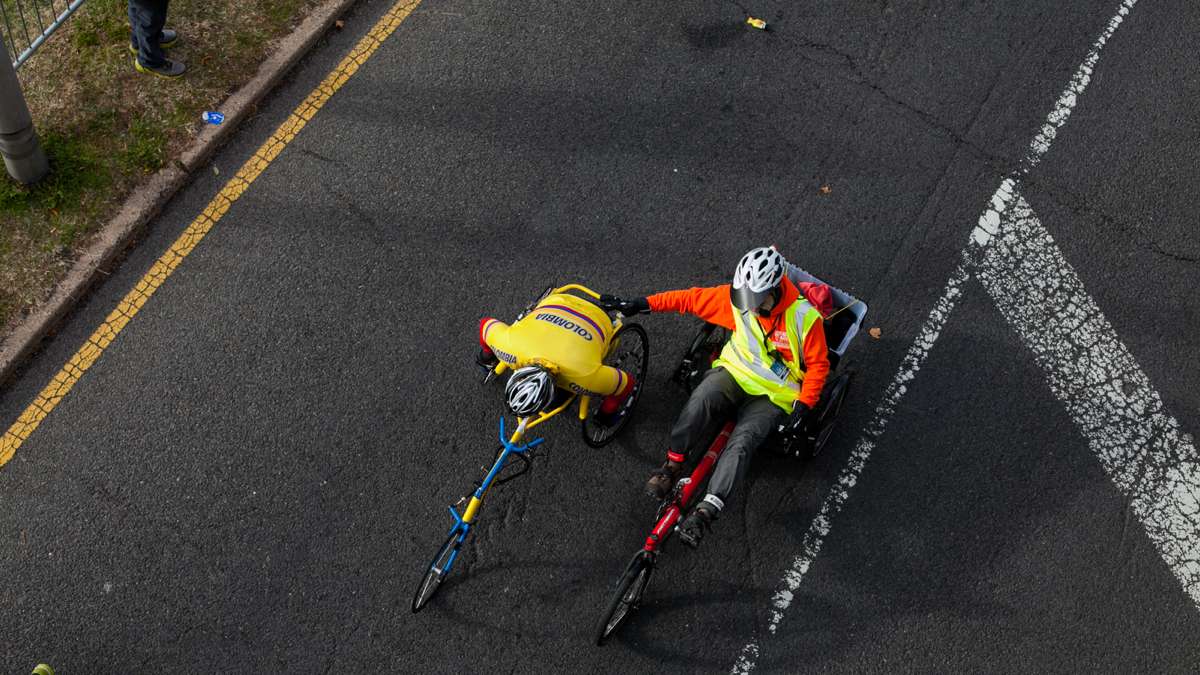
[411,283,649,613]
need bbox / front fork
[437,479,485,576]
[446,418,542,534]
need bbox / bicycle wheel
[411,526,465,613]
[673,323,728,392]
[594,551,654,645]
[811,369,853,457]
[582,323,650,448]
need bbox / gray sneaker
[134,57,186,79]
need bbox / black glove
[777,401,811,442]
[598,294,650,316]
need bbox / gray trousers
[668,367,785,509]
[129,0,170,67]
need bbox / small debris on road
[819,185,832,194]
[335,19,345,29]
[868,327,882,339]
[746,17,768,30]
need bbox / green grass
[0,132,105,221]
[69,3,127,49]
[0,130,110,322]
[118,118,168,174]
[0,0,325,334]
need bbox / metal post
[0,38,49,185]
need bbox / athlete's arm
[479,317,517,365]
[797,320,829,408]
[572,364,631,398]
[646,285,735,330]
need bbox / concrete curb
[0,0,359,388]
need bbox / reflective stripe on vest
[714,297,821,412]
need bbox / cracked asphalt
[1,0,1198,672]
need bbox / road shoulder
[0,0,361,387]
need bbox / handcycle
[411,283,650,613]
[593,267,867,644]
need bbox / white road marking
[731,261,970,675]
[1021,1,1135,172]
[734,1,1143,672]
[976,190,1200,606]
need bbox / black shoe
[129,28,179,54]
[678,502,717,549]
[644,461,682,500]
[134,57,186,78]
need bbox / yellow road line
[0,0,423,468]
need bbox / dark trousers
[668,367,784,509]
[129,0,170,67]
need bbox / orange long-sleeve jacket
[647,277,830,407]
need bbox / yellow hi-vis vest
[713,297,822,412]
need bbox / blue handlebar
[498,418,544,452]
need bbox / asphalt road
[2,0,1198,672]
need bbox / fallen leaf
[868,327,881,339]
[335,19,345,29]
[819,185,832,194]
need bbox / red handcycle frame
[642,422,733,553]
[594,421,734,645]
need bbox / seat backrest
[785,263,868,356]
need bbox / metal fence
[1,0,87,69]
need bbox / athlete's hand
[777,401,811,452]
[599,294,650,315]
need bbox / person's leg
[129,0,168,67]
[645,368,741,499]
[705,396,783,504]
[678,395,783,547]
[669,368,742,462]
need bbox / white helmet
[731,246,786,311]
[505,366,555,417]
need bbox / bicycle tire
[594,551,654,645]
[411,526,465,613]
[674,323,729,392]
[811,369,853,457]
[581,323,650,448]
